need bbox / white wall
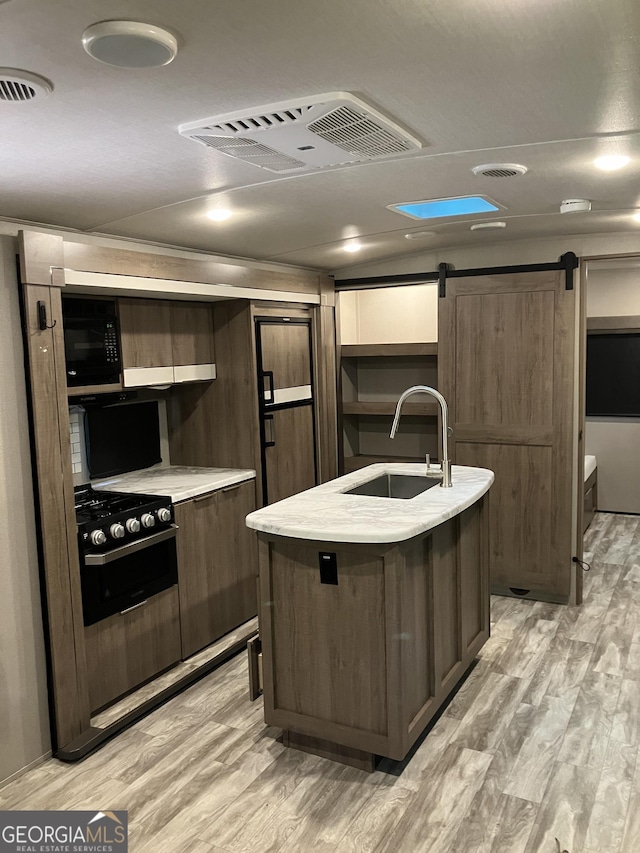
[585,260,640,513]
[0,235,51,785]
[339,284,438,344]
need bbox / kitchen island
[246,462,493,769]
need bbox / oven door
[81,526,178,626]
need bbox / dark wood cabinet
[119,298,216,386]
[174,480,258,659]
[84,586,181,713]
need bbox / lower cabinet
[174,480,258,659]
[85,586,181,713]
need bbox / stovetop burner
[74,485,174,551]
[74,486,160,524]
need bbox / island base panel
[282,730,375,773]
[258,495,489,763]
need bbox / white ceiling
[2,0,640,271]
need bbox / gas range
[74,485,174,552]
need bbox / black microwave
[62,296,122,387]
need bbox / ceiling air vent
[0,68,52,102]
[472,163,528,178]
[179,92,423,174]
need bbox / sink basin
[345,473,442,499]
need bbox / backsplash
[69,411,85,478]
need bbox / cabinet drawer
[84,585,181,713]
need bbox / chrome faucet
[390,385,453,487]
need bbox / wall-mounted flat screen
[86,400,161,478]
[586,332,640,417]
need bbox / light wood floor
[2,511,640,852]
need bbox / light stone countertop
[245,462,494,544]
[93,465,256,504]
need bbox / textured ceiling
[1,0,640,270]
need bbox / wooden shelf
[342,401,438,416]
[67,382,123,397]
[341,343,437,358]
[343,454,426,472]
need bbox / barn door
[438,270,576,601]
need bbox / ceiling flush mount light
[388,196,501,221]
[560,198,591,214]
[632,212,640,223]
[343,241,362,253]
[206,208,232,222]
[471,163,527,178]
[470,221,507,231]
[82,21,178,68]
[594,154,630,171]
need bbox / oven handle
[84,524,178,566]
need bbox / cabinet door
[171,302,215,366]
[119,298,173,367]
[84,586,181,712]
[174,480,258,658]
[119,298,174,386]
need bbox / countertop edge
[246,464,494,544]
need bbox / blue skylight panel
[391,196,501,220]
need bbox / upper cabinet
[119,299,216,388]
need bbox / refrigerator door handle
[262,371,275,405]
[264,414,275,447]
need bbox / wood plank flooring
[2,511,640,852]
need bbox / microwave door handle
[83,524,178,566]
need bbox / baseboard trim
[0,751,52,791]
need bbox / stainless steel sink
[345,473,443,499]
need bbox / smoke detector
[0,68,52,101]
[472,163,528,178]
[179,92,424,174]
[560,198,591,214]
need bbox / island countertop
[93,465,256,503]
[245,462,494,544]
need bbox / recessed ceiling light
[470,221,507,231]
[206,208,232,222]
[404,231,437,240]
[389,196,501,220]
[593,154,630,171]
[343,241,362,253]
[633,212,640,223]
[82,21,178,68]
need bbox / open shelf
[342,401,438,417]
[341,342,437,358]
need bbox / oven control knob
[141,513,156,529]
[110,522,125,540]
[125,517,141,534]
[156,507,172,523]
[90,529,107,547]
